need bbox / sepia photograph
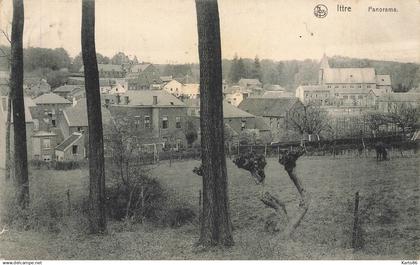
[0,0,419,262]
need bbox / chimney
[153,95,158,105]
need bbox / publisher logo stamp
[314,4,328,18]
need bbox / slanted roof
[224,85,246,94]
[262,91,294,98]
[376,75,391,86]
[130,64,151,73]
[55,132,83,151]
[223,101,255,118]
[369,88,389,97]
[238,78,262,86]
[323,68,376,84]
[54,85,82,93]
[160,76,173,82]
[79,64,124,73]
[63,98,112,127]
[238,97,299,117]
[33,93,71,105]
[254,116,270,131]
[122,90,185,107]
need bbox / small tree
[287,103,330,139]
[387,103,419,135]
[365,112,389,137]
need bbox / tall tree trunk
[10,0,29,208]
[5,96,11,180]
[81,0,107,234]
[195,0,234,247]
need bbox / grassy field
[0,155,419,260]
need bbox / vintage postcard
[0,0,419,263]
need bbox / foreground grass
[0,155,419,259]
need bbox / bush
[29,160,87,171]
[105,174,167,223]
[1,183,89,234]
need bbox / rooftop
[238,97,299,117]
[79,64,124,73]
[323,68,377,84]
[63,98,112,127]
[376,75,391,86]
[54,85,82,93]
[55,132,83,152]
[33,93,71,105]
[119,90,186,107]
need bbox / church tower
[319,53,330,85]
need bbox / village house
[181,84,200,99]
[183,98,271,143]
[238,97,304,142]
[53,85,84,99]
[31,93,72,131]
[125,64,162,90]
[108,90,189,150]
[223,86,250,107]
[163,79,184,97]
[79,64,125,78]
[55,98,112,161]
[238,78,262,89]
[32,131,57,162]
[55,132,85,161]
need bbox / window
[144,115,151,128]
[358,85,362,88]
[343,96,348,99]
[72,145,78,155]
[52,119,56,127]
[358,95,363,99]
[176,117,181,128]
[162,116,168,129]
[134,115,141,128]
[350,85,354,88]
[241,119,246,130]
[43,139,51,149]
[343,86,346,88]
[367,85,371,88]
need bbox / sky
[0,0,419,64]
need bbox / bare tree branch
[0,29,11,44]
